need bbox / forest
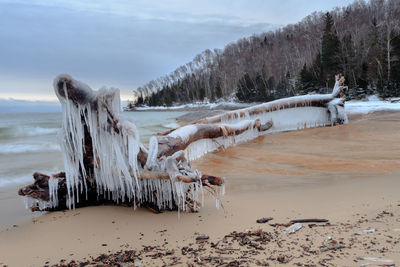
[131,0,400,107]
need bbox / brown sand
[1,111,400,266]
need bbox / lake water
[0,111,187,189]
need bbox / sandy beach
[1,111,400,266]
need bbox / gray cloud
[0,0,355,102]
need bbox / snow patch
[346,97,400,114]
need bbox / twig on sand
[320,244,346,252]
[291,219,329,223]
[256,217,273,223]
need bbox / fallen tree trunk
[18,74,347,213]
[157,119,273,158]
[159,75,347,135]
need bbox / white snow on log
[168,125,198,143]
[179,107,333,161]
[184,123,259,161]
[252,107,331,133]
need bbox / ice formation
[24,196,53,211]
[180,120,260,161]
[169,76,348,161]
[52,74,207,211]
[48,177,59,208]
[20,74,347,213]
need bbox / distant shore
[1,110,400,266]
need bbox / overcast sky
[0,0,355,103]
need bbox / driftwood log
[158,75,347,135]
[18,74,347,213]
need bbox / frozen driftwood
[18,74,347,213]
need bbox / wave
[0,127,59,138]
[0,143,61,154]
[0,175,34,188]
[162,122,180,129]
[24,127,59,137]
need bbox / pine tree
[390,31,400,96]
[236,73,257,102]
[215,82,223,99]
[367,17,386,96]
[134,93,144,107]
[321,12,342,88]
[297,63,315,94]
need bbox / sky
[0,0,356,110]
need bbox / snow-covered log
[193,75,347,127]
[155,119,272,161]
[157,75,348,160]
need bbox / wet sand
[0,111,400,266]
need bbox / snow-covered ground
[346,95,400,114]
[132,100,248,111]
[130,95,400,115]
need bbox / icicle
[48,177,59,208]
[145,136,159,170]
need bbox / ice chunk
[357,257,393,263]
[285,223,303,234]
[360,228,376,234]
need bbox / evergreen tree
[390,31,400,96]
[357,62,369,92]
[297,63,314,94]
[135,93,144,107]
[215,82,223,99]
[236,73,257,102]
[367,17,386,96]
[321,12,342,88]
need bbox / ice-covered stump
[19,74,225,213]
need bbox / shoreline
[1,110,400,266]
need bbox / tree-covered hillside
[132,0,400,107]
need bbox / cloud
[0,0,355,101]
[0,0,278,99]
